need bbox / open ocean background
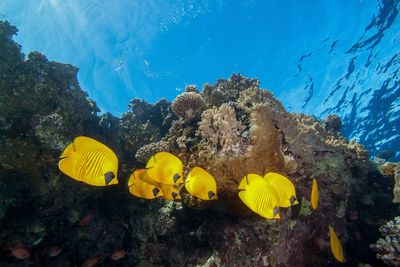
[0,0,399,161]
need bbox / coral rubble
[1,20,399,267]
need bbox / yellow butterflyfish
[159,183,181,200]
[58,136,118,186]
[264,172,299,207]
[146,152,183,185]
[329,225,345,263]
[185,167,218,200]
[130,169,181,200]
[311,178,319,210]
[238,174,280,219]
[128,169,163,199]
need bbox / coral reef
[198,103,248,158]
[120,98,175,165]
[371,216,400,266]
[1,20,399,267]
[171,91,205,120]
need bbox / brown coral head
[324,114,342,133]
[171,92,205,120]
[184,85,198,93]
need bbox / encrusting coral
[198,103,248,158]
[371,216,400,266]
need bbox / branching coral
[171,92,205,121]
[371,216,400,266]
[198,103,248,158]
[135,139,170,163]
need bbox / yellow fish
[264,172,299,207]
[59,136,118,186]
[329,225,345,263]
[128,169,163,199]
[311,178,319,209]
[129,169,181,200]
[238,174,280,219]
[185,167,218,200]
[159,183,181,200]
[146,152,183,185]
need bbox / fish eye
[104,171,115,184]
[290,196,297,205]
[208,191,215,199]
[152,187,160,197]
[273,207,280,217]
[173,173,180,183]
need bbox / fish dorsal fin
[238,174,264,190]
[74,136,110,154]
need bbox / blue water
[0,0,399,160]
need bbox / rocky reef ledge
[1,21,399,267]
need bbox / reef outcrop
[0,21,399,267]
[371,216,400,266]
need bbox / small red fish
[110,250,128,261]
[79,214,95,226]
[349,210,359,221]
[82,255,102,267]
[10,246,31,260]
[48,246,62,257]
